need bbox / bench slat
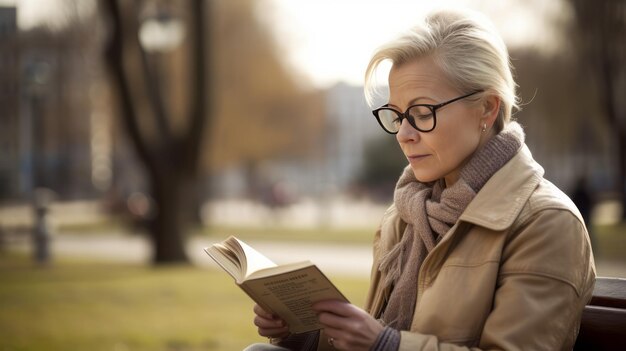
[590,277,626,309]
[574,276,626,351]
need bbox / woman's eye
[417,114,433,120]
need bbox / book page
[231,238,278,279]
[207,236,277,282]
[204,244,243,281]
[242,265,348,334]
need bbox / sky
[0,0,86,28]
[262,0,567,88]
[1,0,567,89]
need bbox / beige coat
[316,145,595,351]
[358,145,595,350]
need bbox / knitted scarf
[380,121,525,330]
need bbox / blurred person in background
[570,176,597,252]
[246,8,595,351]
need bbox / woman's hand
[312,300,384,351]
[252,304,290,339]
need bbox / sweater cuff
[370,326,400,351]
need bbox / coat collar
[459,145,544,231]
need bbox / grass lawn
[0,254,369,351]
[593,223,626,262]
[4,217,624,351]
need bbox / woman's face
[389,56,490,186]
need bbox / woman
[248,8,595,351]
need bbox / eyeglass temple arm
[434,90,484,109]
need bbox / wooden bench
[574,277,626,350]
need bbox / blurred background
[0,0,624,350]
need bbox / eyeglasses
[372,90,484,134]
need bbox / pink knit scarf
[380,122,524,330]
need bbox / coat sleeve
[397,209,596,351]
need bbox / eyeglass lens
[377,105,435,133]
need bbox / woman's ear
[481,94,500,128]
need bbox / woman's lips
[407,154,429,163]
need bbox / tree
[205,0,324,183]
[102,0,208,263]
[101,0,324,264]
[567,0,626,217]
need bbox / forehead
[388,56,453,97]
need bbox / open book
[204,236,349,334]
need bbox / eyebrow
[387,96,433,110]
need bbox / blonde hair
[364,9,518,132]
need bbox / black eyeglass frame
[372,90,484,134]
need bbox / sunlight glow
[262,0,566,89]
[0,0,95,31]
[5,0,565,90]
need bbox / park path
[3,199,624,278]
[8,233,374,277]
[6,233,626,278]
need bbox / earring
[482,123,487,132]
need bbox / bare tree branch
[182,0,208,174]
[131,0,174,146]
[102,0,159,178]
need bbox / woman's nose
[396,118,419,143]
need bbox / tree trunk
[598,39,626,220]
[618,133,626,220]
[148,171,189,263]
[102,0,208,264]
[571,0,626,219]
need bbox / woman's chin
[411,168,438,183]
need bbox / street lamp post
[23,60,53,265]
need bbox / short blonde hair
[364,9,518,132]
